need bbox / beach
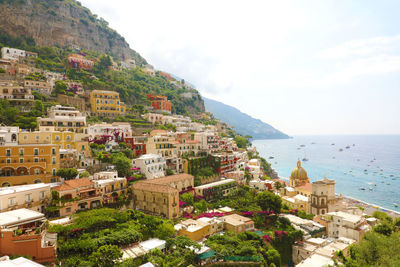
[342,196,400,218]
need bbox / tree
[54,80,67,95]
[166,169,174,176]
[374,222,393,236]
[89,244,122,267]
[79,171,90,178]
[194,200,209,213]
[110,152,132,177]
[56,168,78,180]
[265,249,281,267]
[155,222,175,240]
[256,190,282,214]
[180,193,194,206]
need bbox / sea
[253,135,400,211]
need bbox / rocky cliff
[0,0,146,65]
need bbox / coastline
[276,174,400,218]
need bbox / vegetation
[56,168,78,180]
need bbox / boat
[390,174,394,177]
[360,187,366,190]
[331,143,335,145]
[368,182,376,186]
[332,157,335,159]
[311,142,316,144]
[381,181,385,183]
[346,145,350,149]
[300,144,305,147]
[344,172,347,175]
[297,147,301,150]
[269,156,274,159]
[364,169,368,172]
[369,187,373,191]
[339,148,343,152]
[353,144,355,146]
[349,170,352,173]
[394,203,399,207]
[387,182,391,185]
[302,158,308,162]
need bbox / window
[66,135,71,141]
[26,194,31,202]
[19,148,24,156]
[52,169,56,176]
[66,207,71,213]
[6,149,11,156]
[34,169,40,175]
[34,157,39,163]
[34,148,38,155]
[55,135,60,141]
[9,198,15,206]
[19,158,24,163]
[36,135,39,140]
[52,148,56,155]
[6,158,11,164]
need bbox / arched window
[2,182,10,187]
[34,179,41,184]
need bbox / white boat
[394,203,398,207]
[369,187,373,191]
[387,182,391,185]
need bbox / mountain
[203,97,290,139]
[0,0,146,65]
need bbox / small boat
[269,156,274,159]
[339,148,343,152]
[344,172,347,175]
[346,145,350,149]
[302,158,308,162]
[360,187,366,190]
[394,203,399,207]
[297,148,301,150]
[357,159,360,161]
[331,143,335,145]
[300,144,306,147]
[369,187,373,191]
[387,182,391,185]
[349,170,352,173]
[381,181,385,183]
[390,174,394,177]
[380,169,383,171]
[311,142,316,144]
[353,144,355,146]
[364,169,368,172]
[332,157,336,159]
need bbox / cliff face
[0,0,146,65]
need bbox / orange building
[67,54,94,70]
[52,178,102,217]
[147,94,171,114]
[0,208,56,263]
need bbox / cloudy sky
[81,0,400,135]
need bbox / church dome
[291,160,308,180]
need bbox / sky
[80,0,400,135]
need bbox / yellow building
[175,219,211,241]
[90,90,126,117]
[0,144,60,186]
[290,161,310,187]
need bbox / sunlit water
[253,135,400,211]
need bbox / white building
[1,47,26,60]
[194,132,219,152]
[132,154,166,179]
[88,122,132,140]
[0,126,19,146]
[0,183,51,213]
[0,256,44,267]
[321,211,370,242]
[93,171,119,180]
[247,158,262,179]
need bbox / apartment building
[125,137,147,157]
[88,122,132,140]
[1,47,26,60]
[311,177,344,215]
[0,209,56,263]
[213,153,237,174]
[37,105,87,134]
[0,183,51,213]
[320,211,370,242]
[194,132,220,152]
[0,80,34,112]
[52,178,102,217]
[132,154,166,179]
[195,179,237,201]
[147,94,171,113]
[24,80,52,95]
[132,174,194,219]
[89,90,126,118]
[221,214,255,234]
[67,54,94,70]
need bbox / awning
[197,250,216,260]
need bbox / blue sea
[253,135,400,211]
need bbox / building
[89,90,126,118]
[282,194,310,214]
[147,94,171,114]
[247,158,262,179]
[142,65,155,76]
[52,178,102,217]
[320,211,370,242]
[1,47,26,60]
[175,219,211,241]
[125,137,147,157]
[293,237,355,266]
[289,161,310,187]
[37,105,87,134]
[67,54,94,70]
[88,122,132,140]
[213,153,237,174]
[0,80,34,112]
[311,177,344,215]
[0,142,60,186]
[195,179,237,201]
[24,80,52,95]
[132,174,194,219]
[122,238,166,260]
[0,209,56,263]
[220,214,255,234]
[132,154,166,179]
[194,132,219,152]
[0,183,51,213]
[281,214,325,238]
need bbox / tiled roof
[53,178,93,191]
[132,181,178,193]
[149,173,194,185]
[296,182,312,192]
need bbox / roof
[195,179,236,190]
[0,209,45,228]
[221,214,253,226]
[0,256,44,267]
[91,90,119,94]
[197,250,216,260]
[296,254,334,267]
[326,211,363,223]
[150,173,194,185]
[0,183,50,196]
[297,182,312,192]
[53,178,93,191]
